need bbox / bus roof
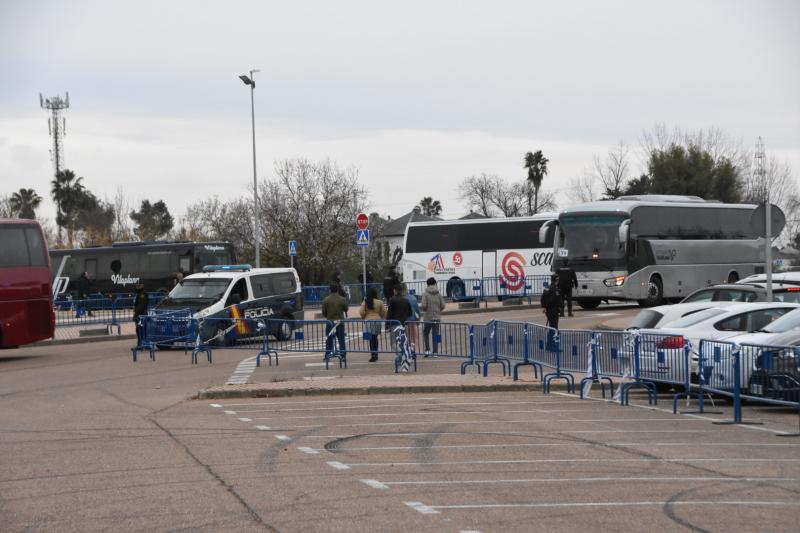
[559,198,757,217]
[406,213,557,229]
[50,241,233,254]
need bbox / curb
[34,333,136,347]
[195,381,563,400]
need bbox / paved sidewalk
[197,373,547,399]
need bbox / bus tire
[446,278,466,301]
[577,298,601,310]
[274,317,293,341]
[638,276,663,307]
[727,271,739,283]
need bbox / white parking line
[275,435,291,441]
[364,476,799,488]
[298,447,319,454]
[251,409,621,421]
[406,500,800,514]
[211,395,568,408]
[328,457,800,469]
[303,429,731,438]
[226,355,260,385]
[224,410,237,415]
[210,403,222,408]
[238,417,252,422]
[255,425,271,430]
[254,417,707,430]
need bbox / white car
[638,302,800,377]
[626,302,735,330]
[738,272,800,286]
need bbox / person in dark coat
[75,271,95,317]
[133,283,149,346]
[321,283,348,358]
[386,283,413,351]
[540,275,561,329]
[382,268,400,302]
[556,260,579,317]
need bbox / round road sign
[356,213,369,230]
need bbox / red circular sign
[356,213,369,230]
[453,252,463,266]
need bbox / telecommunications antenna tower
[39,92,70,176]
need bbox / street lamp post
[239,69,261,268]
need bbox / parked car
[639,302,800,377]
[626,302,735,330]
[680,282,800,304]
[738,272,800,286]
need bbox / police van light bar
[202,264,252,272]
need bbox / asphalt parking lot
[190,391,800,533]
[3,305,799,532]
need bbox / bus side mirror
[618,220,630,250]
[539,220,557,245]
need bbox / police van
[154,265,303,341]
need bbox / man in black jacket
[540,276,561,329]
[133,283,149,346]
[386,283,413,353]
[557,260,579,317]
[382,268,399,302]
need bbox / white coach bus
[539,195,784,309]
[402,214,556,299]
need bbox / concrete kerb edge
[195,381,550,400]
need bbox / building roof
[382,209,441,237]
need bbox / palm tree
[524,150,549,214]
[418,197,442,217]
[51,169,85,246]
[9,188,42,219]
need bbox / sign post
[288,240,297,269]
[356,213,369,302]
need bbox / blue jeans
[325,322,346,357]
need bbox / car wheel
[577,298,601,310]
[638,276,663,307]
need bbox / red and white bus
[0,219,55,348]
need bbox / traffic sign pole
[356,214,369,302]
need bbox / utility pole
[239,70,261,268]
[756,137,772,299]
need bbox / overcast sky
[1,0,798,225]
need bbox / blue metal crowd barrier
[739,343,800,406]
[133,310,198,362]
[55,294,165,335]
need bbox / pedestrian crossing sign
[356,229,370,246]
[288,240,297,256]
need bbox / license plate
[577,288,593,296]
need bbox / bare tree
[567,141,631,202]
[111,188,133,241]
[567,172,600,203]
[0,194,12,218]
[459,174,499,217]
[742,156,799,242]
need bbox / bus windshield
[167,278,230,302]
[561,215,627,261]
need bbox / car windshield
[759,308,800,333]
[167,278,230,302]
[662,308,728,328]
[560,215,627,261]
[773,289,800,303]
[628,310,664,329]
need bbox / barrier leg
[543,372,575,394]
[460,360,481,375]
[580,377,614,399]
[482,358,510,377]
[513,361,542,381]
[620,381,657,406]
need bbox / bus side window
[179,256,191,273]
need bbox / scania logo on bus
[656,249,677,262]
[530,252,553,267]
[500,252,526,291]
[452,252,463,266]
[111,274,140,286]
[204,245,225,252]
[428,253,455,274]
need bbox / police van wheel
[638,276,663,307]
[275,319,293,341]
[577,298,601,310]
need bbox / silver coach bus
[539,195,784,309]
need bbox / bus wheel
[274,318,293,341]
[577,298,601,310]
[727,271,739,283]
[638,276,663,307]
[446,278,466,301]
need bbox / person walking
[420,277,446,356]
[133,282,149,347]
[75,271,95,317]
[403,285,421,354]
[321,283,349,359]
[382,268,399,302]
[359,287,386,362]
[557,259,579,317]
[386,283,413,350]
[540,275,561,330]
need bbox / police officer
[133,283,149,346]
[540,275,561,329]
[557,259,578,317]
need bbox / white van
[154,265,303,340]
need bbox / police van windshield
[167,278,230,302]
